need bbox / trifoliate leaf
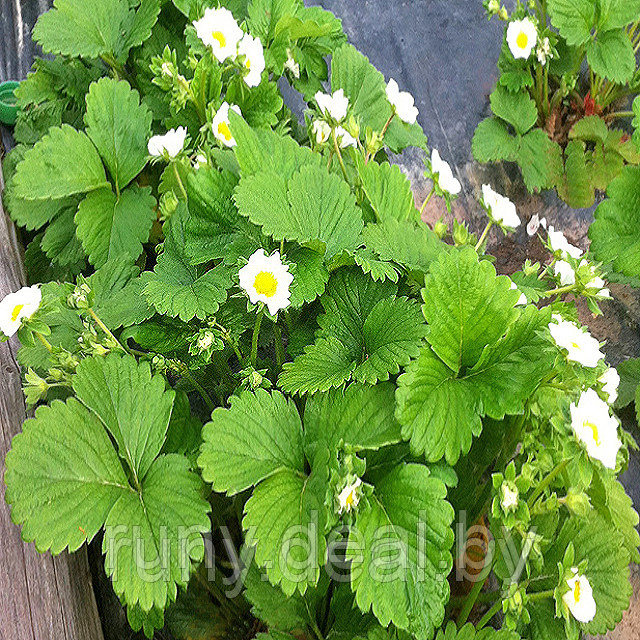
[472,118,518,163]
[589,166,640,277]
[288,246,330,307]
[75,185,156,267]
[84,78,152,191]
[499,69,535,93]
[280,269,427,393]
[4,398,130,554]
[547,0,596,46]
[490,85,538,136]
[243,462,328,596]
[356,157,419,223]
[347,464,454,637]
[12,124,108,199]
[234,164,363,258]
[331,44,427,152]
[422,246,519,374]
[587,29,636,84]
[436,622,519,640]
[104,454,210,612]
[199,389,304,495]
[72,353,174,480]
[304,382,401,452]
[362,218,444,272]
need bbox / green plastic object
[0,81,20,126]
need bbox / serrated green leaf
[490,85,538,136]
[352,248,401,283]
[570,115,609,144]
[41,206,86,268]
[304,382,401,452]
[517,128,563,192]
[436,622,519,640]
[199,389,303,495]
[557,139,595,208]
[422,247,520,374]
[84,78,152,191]
[472,118,518,163]
[75,185,156,267]
[243,460,328,596]
[587,29,636,84]
[13,125,108,199]
[4,398,130,554]
[362,218,445,272]
[104,454,210,612]
[598,0,640,31]
[234,164,363,258]
[4,186,77,231]
[589,166,640,277]
[288,246,329,307]
[616,357,640,407]
[72,353,175,480]
[347,464,454,637]
[547,0,596,46]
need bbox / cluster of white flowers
[238,249,293,316]
[553,259,610,298]
[148,126,188,158]
[0,285,42,337]
[193,7,265,87]
[431,149,461,196]
[563,568,597,623]
[482,184,521,228]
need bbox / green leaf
[436,622,519,640]
[472,118,518,163]
[279,269,428,394]
[598,0,640,31]
[347,464,454,636]
[288,246,330,307]
[4,398,130,554]
[547,0,596,46]
[587,29,636,84]
[234,164,363,258]
[557,139,595,209]
[4,186,77,231]
[12,124,108,199]
[570,115,609,144]
[84,78,152,190]
[615,357,640,407]
[353,248,401,283]
[362,218,445,272]
[75,185,156,267]
[72,353,175,480]
[304,382,401,452]
[198,390,304,495]
[104,454,210,612]
[41,206,86,268]
[589,166,640,277]
[490,85,538,136]
[331,44,427,152]
[243,462,328,596]
[356,157,419,223]
[422,247,519,374]
[517,128,563,192]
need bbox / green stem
[419,186,435,216]
[273,323,286,370]
[606,110,634,120]
[250,307,264,368]
[527,589,556,603]
[332,129,349,182]
[457,545,502,627]
[172,162,188,200]
[88,308,128,354]
[181,366,216,412]
[381,112,395,139]
[448,591,502,608]
[542,284,575,298]
[474,221,493,252]
[527,459,570,508]
[476,598,504,630]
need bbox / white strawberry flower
[527,213,547,236]
[238,32,265,87]
[570,389,622,468]
[315,89,349,122]
[583,265,611,299]
[506,18,537,60]
[194,153,208,170]
[0,285,42,337]
[212,102,242,147]
[549,318,604,368]
[238,249,293,316]
[501,482,519,511]
[148,127,187,158]
[313,120,331,144]
[337,478,362,514]
[599,367,620,404]
[284,49,300,79]
[431,149,461,195]
[554,260,576,286]
[193,7,243,63]
[482,184,520,228]
[385,78,419,124]
[335,126,357,148]
[563,568,597,624]
[548,226,583,259]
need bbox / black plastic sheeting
[0,1,638,638]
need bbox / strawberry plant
[1,1,638,639]
[473,0,640,208]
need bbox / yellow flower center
[574,580,581,603]
[245,58,251,69]
[584,420,601,446]
[345,490,356,508]
[516,32,529,49]
[516,31,529,49]
[211,31,227,48]
[11,304,24,322]
[571,341,581,350]
[217,121,233,142]
[254,271,278,297]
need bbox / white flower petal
[554,260,576,286]
[315,89,349,122]
[193,8,243,63]
[431,149,461,195]
[148,127,187,158]
[549,318,604,368]
[238,33,265,87]
[506,18,538,60]
[386,78,419,124]
[238,249,293,315]
[482,184,520,228]
[548,226,583,259]
[563,569,597,624]
[0,285,42,337]
[599,367,620,404]
[212,102,242,147]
